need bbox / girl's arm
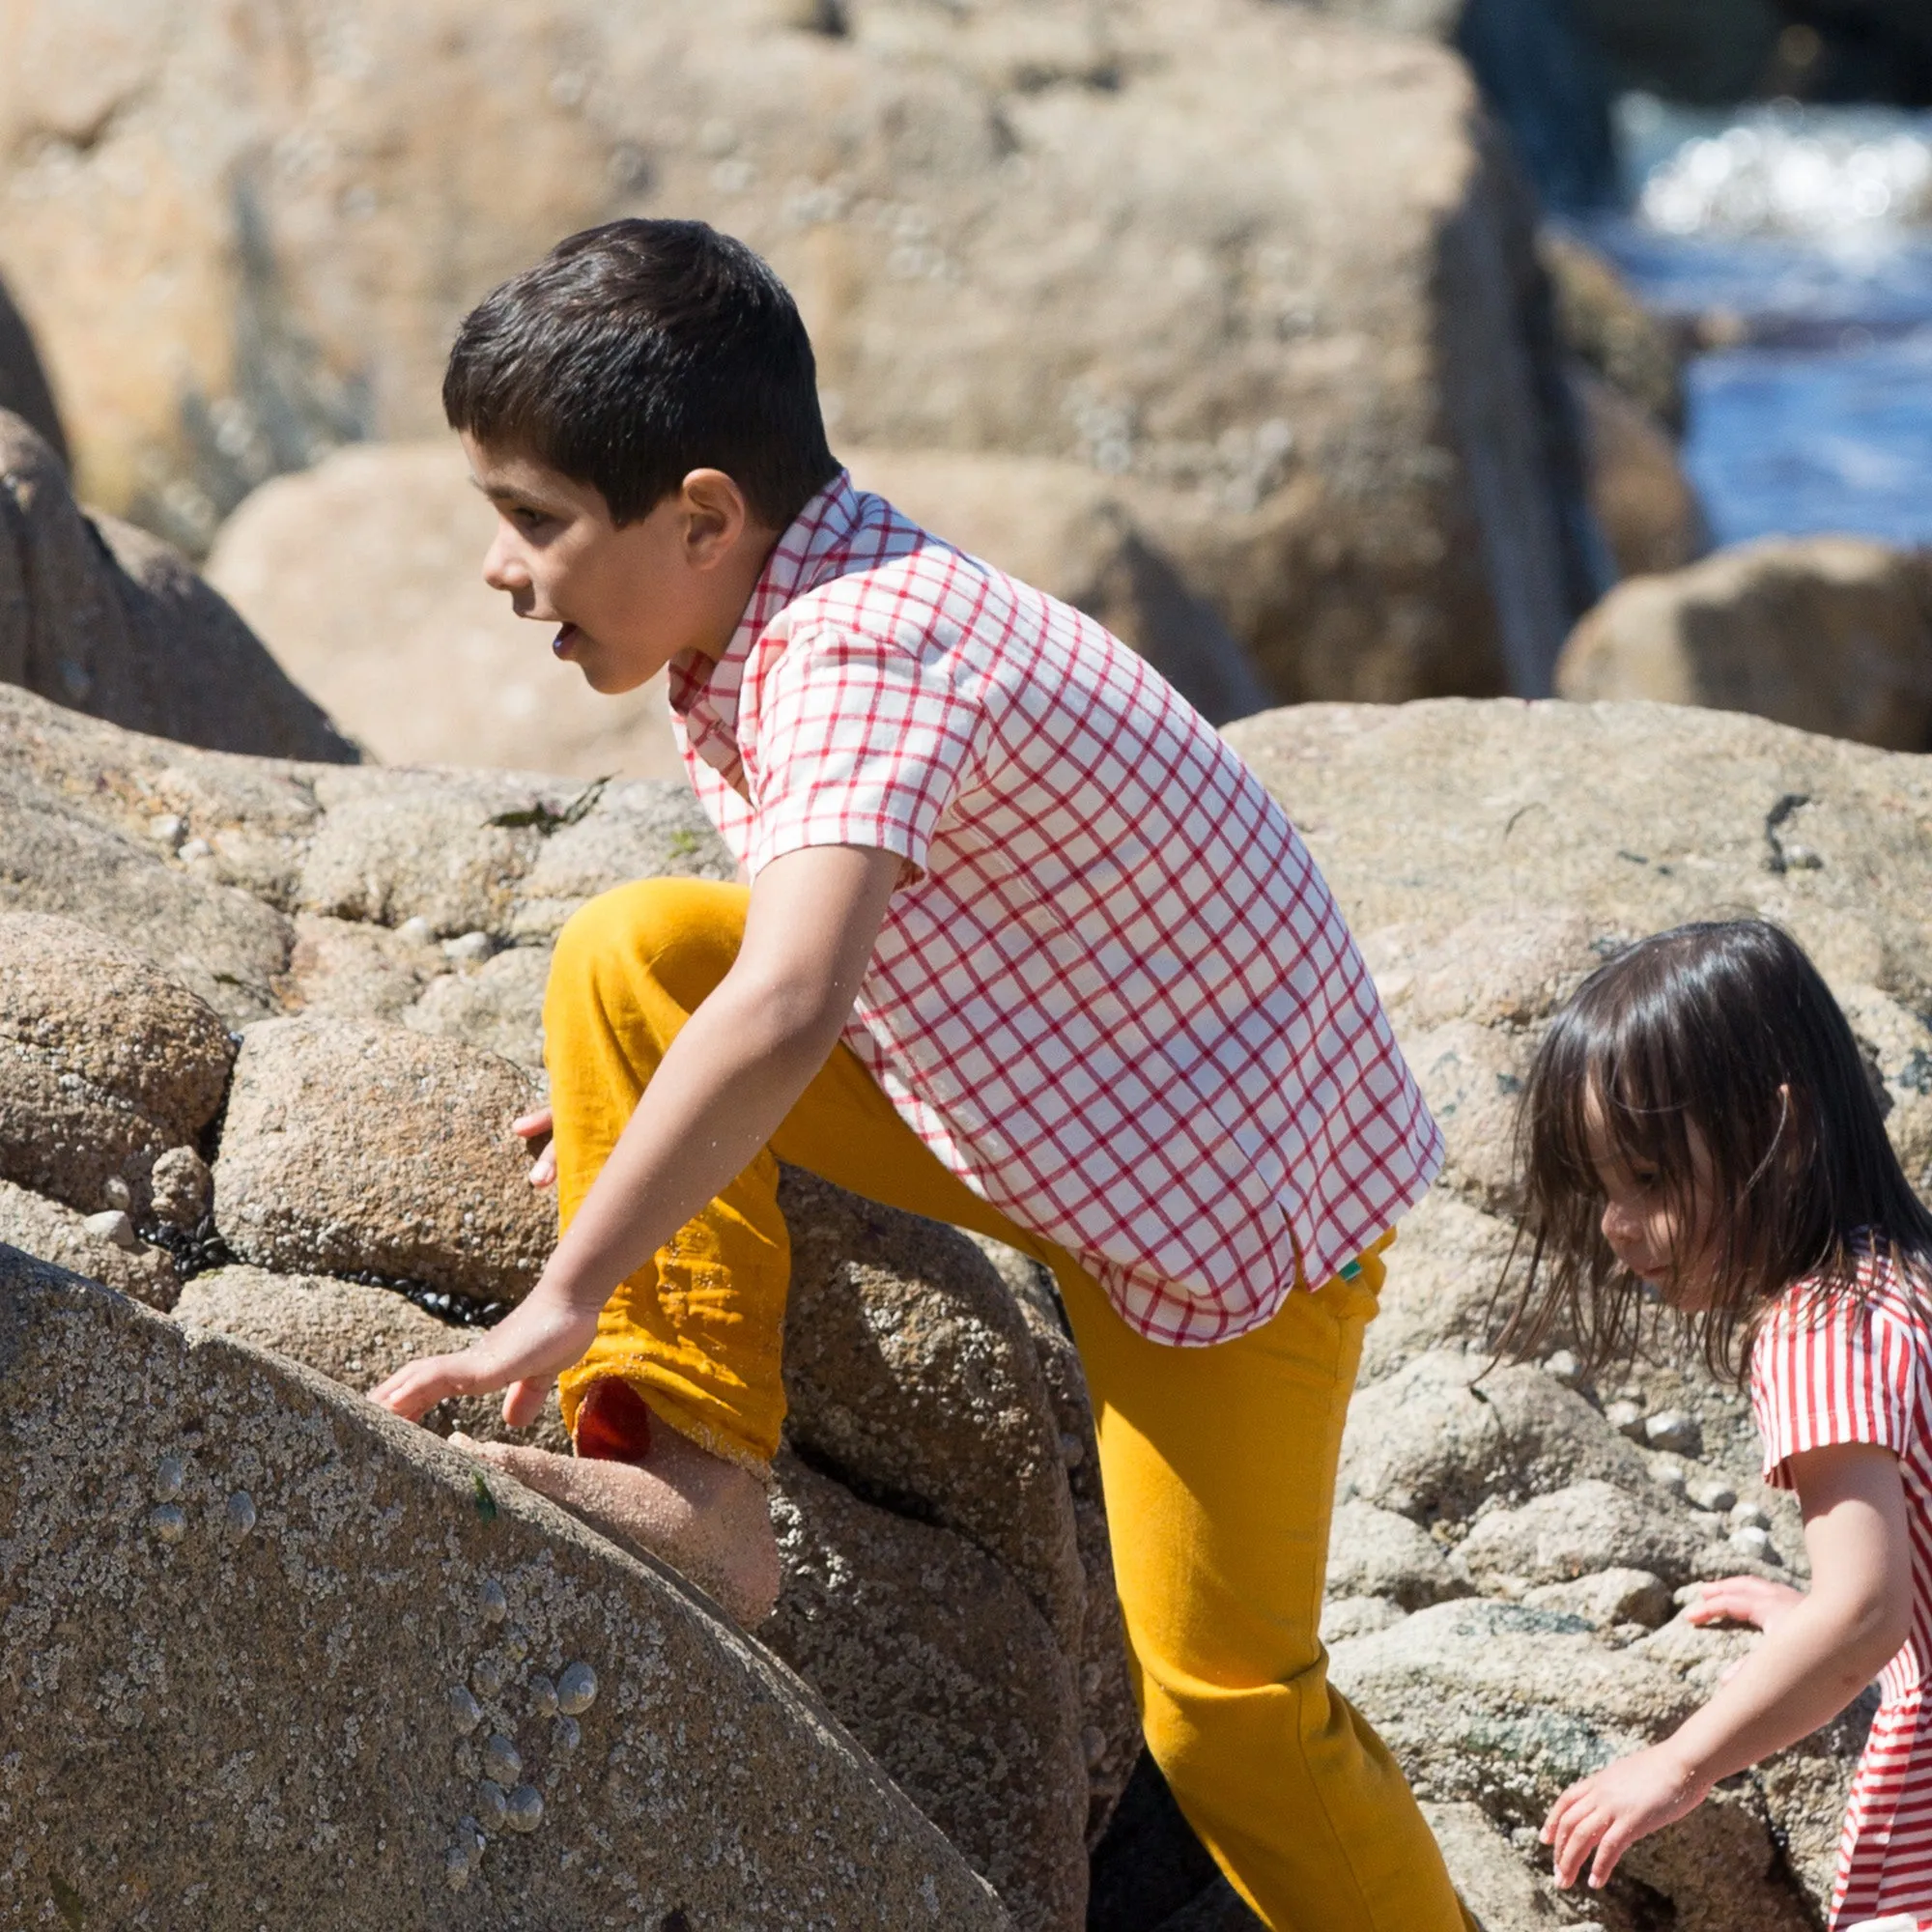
[1544,1439,1911,1891]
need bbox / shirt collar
[668,469,867,783]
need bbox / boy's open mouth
[553,623,581,658]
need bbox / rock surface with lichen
[0,1250,1009,1929]
[13,684,1932,1927]
[0,680,1129,1931]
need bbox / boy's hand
[367,1292,598,1428]
[1542,1744,1709,1889]
[515,1106,556,1189]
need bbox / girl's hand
[1542,1744,1710,1890]
[1686,1576,1806,1634]
[514,1106,556,1189]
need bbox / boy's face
[463,435,768,691]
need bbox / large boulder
[0,909,234,1218]
[0,1248,1009,1929]
[212,1018,553,1304]
[1328,1601,1815,1932]
[9,679,1926,1927]
[842,450,1268,725]
[0,1176,180,1311]
[1572,367,1708,581]
[768,1450,1088,1932]
[205,443,684,781]
[0,273,65,462]
[0,680,729,1027]
[779,1171,1085,1653]
[2,0,1587,700]
[1555,537,1932,751]
[0,412,357,760]
[172,1265,571,1452]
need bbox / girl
[1499,918,1932,1931]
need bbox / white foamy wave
[1624,99,1932,241]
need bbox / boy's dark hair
[1496,918,1932,1385]
[443,219,839,529]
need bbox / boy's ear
[678,468,756,564]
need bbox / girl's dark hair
[443,218,839,530]
[1499,918,1932,1384]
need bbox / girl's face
[1583,1093,1719,1310]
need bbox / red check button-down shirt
[668,472,1441,1346]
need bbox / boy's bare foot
[450,1423,781,1628]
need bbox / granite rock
[768,1448,1086,1931]
[213,1017,552,1302]
[172,1265,569,1453]
[0,909,233,1216]
[0,1247,1009,1929]
[1325,1499,1465,1609]
[1458,1479,1708,1591]
[1556,537,1932,752]
[0,1177,179,1311]
[5,0,1585,701]
[0,412,355,760]
[779,1169,1085,1659]
[0,274,65,463]
[1339,1350,1653,1524]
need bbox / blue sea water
[1579,101,1932,551]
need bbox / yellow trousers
[544,877,1473,1932]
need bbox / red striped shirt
[1753,1249,1932,1929]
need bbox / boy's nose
[482,526,529,595]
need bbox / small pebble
[1644,1409,1703,1457]
[178,837,213,863]
[1605,1399,1646,1441]
[500,1627,528,1664]
[556,1662,598,1715]
[155,1455,185,1500]
[483,1734,522,1785]
[448,1686,483,1736]
[551,1715,581,1755]
[1688,1478,1738,1513]
[444,1846,472,1890]
[149,1504,187,1544]
[397,916,434,946]
[225,1491,257,1539]
[101,1176,132,1212]
[1729,1525,1779,1564]
[474,1781,509,1832]
[146,812,185,845]
[478,1577,508,1623]
[1542,1349,1582,1386]
[1647,1457,1687,1495]
[504,1784,544,1833]
[1080,1662,1103,1697]
[526,1674,558,1719]
[83,1208,140,1252]
[443,929,496,965]
[1729,1502,1772,1533]
[1083,1725,1108,1769]
[1059,1433,1086,1469]
[471,1654,507,1698]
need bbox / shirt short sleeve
[1750,1287,1918,1490]
[741,621,980,879]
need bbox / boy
[372,218,1471,1932]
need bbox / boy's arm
[368,842,902,1427]
[1543,1439,1911,1890]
